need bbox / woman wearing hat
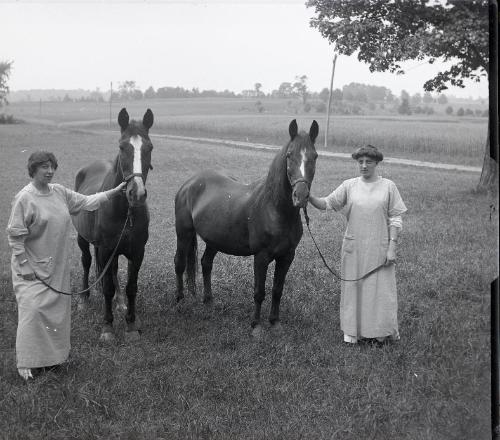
[308,145,407,345]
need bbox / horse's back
[176,170,259,255]
[72,159,113,244]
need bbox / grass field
[8,97,488,167]
[0,113,497,439]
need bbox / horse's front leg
[124,248,144,340]
[112,256,127,312]
[269,250,295,327]
[77,234,92,311]
[252,251,272,332]
[98,248,116,342]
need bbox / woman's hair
[351,144,384,162]
[27,151,58,177]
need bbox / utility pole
[324,53,338,150]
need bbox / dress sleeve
[388,182,407,217]
[6,193,33,255]
[324,181,348,211]
[57,185,109,215]
[388,182,407,230]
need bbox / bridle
[118,152,144,184]
[289,177,311,189]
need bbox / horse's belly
[72,160,111,243]
[192,196,252,255]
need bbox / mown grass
[8,97,488,167]
[0,121,497,439]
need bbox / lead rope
[34,211,131,296]
[302,206,386,282]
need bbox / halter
[118,152,144,183]
[289,177,310,188]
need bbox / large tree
[307,0,496,192]
[0,61,13,108]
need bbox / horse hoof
[115,303,127,312]
[99,332,115,343]
[203,296,213,305]
[125,330,140,342]
[270,322,283,335]
[251,325,264,339]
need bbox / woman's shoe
[17,368,33,380]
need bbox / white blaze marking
[299,149,306,177]
[130,135,142,174]
[130,135,146,198]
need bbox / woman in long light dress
[6,151,125,380]
[308,145,407,344]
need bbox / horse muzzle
[291,180,310,208]
[125,176,147,207]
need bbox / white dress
[325,177,407,340]
[6,183,108,368]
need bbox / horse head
[286,119,319,208]
[117,108,154,207]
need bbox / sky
[0,0,489,99]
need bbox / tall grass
[0,122,496,439]
[8,98,488,167]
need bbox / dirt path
[21,118,481,173]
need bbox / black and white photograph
[0,0,498,438]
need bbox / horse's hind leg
[175,230,197,302]
[77,234,91,311]
[269,251,295,327]
[201,246,217,304]
[186,234,198,297]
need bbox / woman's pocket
[342,235,355,254]
[32,257,54,280]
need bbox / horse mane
[263,140,292,206]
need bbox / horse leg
[97,247,116,342]
[186,233,198,297]
[251,251,272,333]
[175,232,197,302]
[269,250,295,327]
[124,249,144,340]
[112,256,127,312]
[77,234,91,311]
[201,246,217,304]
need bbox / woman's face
[32,161,55,186]
[357,155,378,179]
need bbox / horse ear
[118,108,129,131]
[289,119,298,140]
[143,109,154,130]
[309,120,319,143]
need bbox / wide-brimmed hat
[351,144,383,162]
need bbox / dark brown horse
[72,108,154,341]
[174,119,319,332]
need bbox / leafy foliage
[0,60,13,107]
[307,0,489,92]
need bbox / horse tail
[186,233,198,295]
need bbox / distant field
[0,121,496,439]
[7,97,488,167]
